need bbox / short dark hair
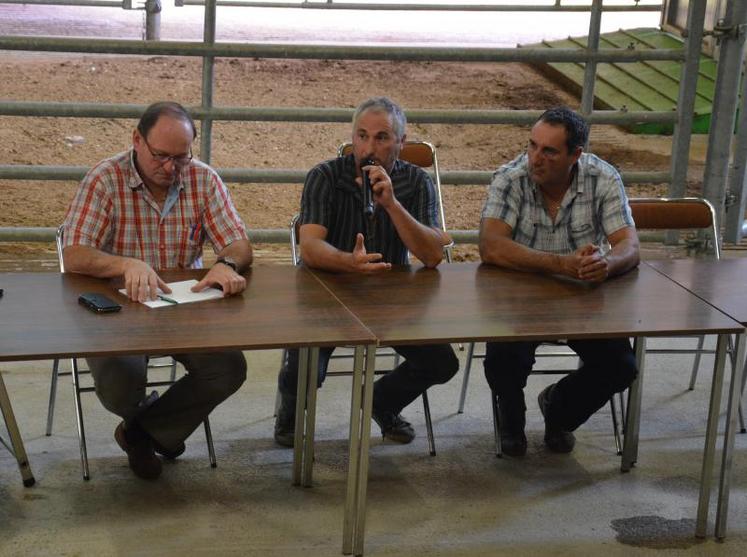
[137,101,197,140]
[537,106,588,153]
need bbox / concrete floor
[1,340,746,556]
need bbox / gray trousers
[87,351,247,451]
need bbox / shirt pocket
[177,221,204,267]
[569,221,595,248]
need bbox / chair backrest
[337,141,452,262]
[628,197,720,259]
[289,214,301,266]
[55,224,66,273]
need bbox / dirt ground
[0,55,694,263]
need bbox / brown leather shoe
[114,421,162,480]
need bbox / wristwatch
[216,256,238,272]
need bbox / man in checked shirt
[479,107,640,457]
[62,101,252,480]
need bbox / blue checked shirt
[481,152,634,254]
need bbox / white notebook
[119,279,224,309]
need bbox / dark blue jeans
[483,338,637,432]
[279,344,459,417]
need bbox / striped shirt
[299,154,441,265]
[481,152,633,254]
[63,150,248,270]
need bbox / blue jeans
[483,338,637,432]
[279,344,459,416]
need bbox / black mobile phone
[78,292,122,313]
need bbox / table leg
[696,333,729,537]
[293,347,309,486]
[353,344,376,557]
[621,336,646,472]
[302,347,320,487]
[715,332,746,539]
[343,345,365,555]
[0,372,35,487]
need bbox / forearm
[216,239,253,272]
[385,200,445,268]
[63,245,135,278]
[605,237,640,277]
[300,237,358,272]
[479,234,564,275]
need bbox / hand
[357,163,396,210]
[192,262,246,295]
[564,244,609,283]
[351,233,391,273]
[122,259,170,303]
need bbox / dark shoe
[537,384,576,454]
[114,421,162,480]
[273,394,295,448]
[496,395,527,457]
[372,409,415,444]
[153,439,186,460]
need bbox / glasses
[142,135,193,166]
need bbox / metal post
[580,0,602,120]
[200,0,217,163]
[701,0,747,232]
[724,53,747,242]
[668,0,707,199]
[144,0,162,41]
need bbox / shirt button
[160,245,165,250]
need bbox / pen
[157,294,178,305]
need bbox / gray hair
[352,96,407,140]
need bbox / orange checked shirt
[63,150,248,270]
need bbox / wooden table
[647,258,747,539]
[0,267,376,506]
[311,262,744,555]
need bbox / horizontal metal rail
[181,1,663,13]
[0,0,123,5]
[0,101,678,126]
[0,165,670,185]
[0,36,685,63]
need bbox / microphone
[360,158,375,218]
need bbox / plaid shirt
[481,152,633,254]
[63,150,248,270]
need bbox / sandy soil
[0,55,692,263]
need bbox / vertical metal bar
[715,332,746,538]
[702,0,747,228]
[724,54,747,242]
[353,343,377,557]
[70,358,90,481]
[144,0,162,41]
[668,0,707,205]
[580,0,603,120]
[302,347,320,487]
[343,345,365,555]
[696,333,729,537]
[46,358,60,435]
[292,347,309,486]
[621,336,645,472]
[0,372,35,487]
[200,0,217,163]
[457,341,476,413]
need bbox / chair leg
[490,391,502,458]
[688,335,706,390]
[204,418,217,468]
[618,390,627,432]
[421,391,436,457]
[70,358,90,481]
[458,342,476,414]
[609,396,622,456]
[46,358,60,436]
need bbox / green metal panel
[524,27,717,134]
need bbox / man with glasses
[62,101,251,480]
[479,106,640,457]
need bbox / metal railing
[0,0,710,245]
